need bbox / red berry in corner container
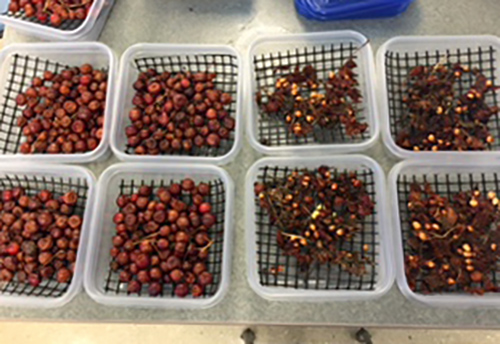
[9,1,95,26]
[56,268,72,284]
[191,284,204,298]
[127,280,142,294]
[198,271,214,287]
[174,284,189,298]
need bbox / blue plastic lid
[308,0,409,12]
[296,0,415,20]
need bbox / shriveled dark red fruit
[148,282,162,296]
[56,268,72,283]
[0,187,83,288]
[127,280,142,294]
[174,283,189,298]
[110,180,217,298]
[125,71,236,155]
[9,1,94,26]
[191,284,204,298]
[15,62,107,155]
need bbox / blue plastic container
[296,0,415,20]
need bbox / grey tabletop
[2,0,500,328]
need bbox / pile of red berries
[9,0,94,27]
[0,187,83,287]
[15,63,108,155]
[110,180,217,298]
[126,70,236,155]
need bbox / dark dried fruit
[255,167,374,276]
[257,60,367,138]
[125,71,236,155]
[15,63,107,155]
[405,183,500,295]
[397,63,499,152]
[110,180,217,298]
[0,187,83,287]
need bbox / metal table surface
[2,0,500,328]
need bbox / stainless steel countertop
[2,0,500,328]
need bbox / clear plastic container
[0,0,115,41]
[389,160,500,307]
[377,35,500,161]
[110,44,243,166]
[246,31,379,156]
[84,163,234,309]
[0,42,117,164]
[245,155,393,301]
[0,163,96,308]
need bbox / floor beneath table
[0,323,499,344]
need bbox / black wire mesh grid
[124,54,239,158]
[397,170,500,293]
[103,178,226,298]
[0,54,72,155]
[253,165,379,291]
[252,42,370,147]
[0,173,89,298]
[384,45,500,150]
[2,7,86,31]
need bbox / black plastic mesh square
[253,42,369,147]
[254,166,379,291]
[397,171,500,293]
[384,46,500,150]
[0,54,70,154]
[0,173,89,298]
[3,8,85,31]
[125,54,239,158]
[103,178,226,298]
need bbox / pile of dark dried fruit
[254,167,374,275]
[397,62,499,151]
[15,63,108,155]
[125,70,236,155]
[405,183,500,295]
[110,181,217,297]
[0,188,83,287]
[256,58,368,139]
[9,0,94,27]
